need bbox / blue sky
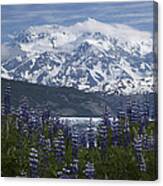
[1,1,154,42]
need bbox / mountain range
[1,18,154,95]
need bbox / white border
[0,0,162,186]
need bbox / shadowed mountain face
[1,78,107,117]
[2,19,154,95]
[1,78,156,117]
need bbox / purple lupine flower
[19,97,29,123]
[47,115,57,135]
[57,166,71,179]
[133,135,143,154]
[117,109,125,121]
[63,124,70,140]
[70,159,79,178]
[46,138,52,153]
[123,116,130,147]
[71,126,79,159]
[103,106,111,127]
[98,111,109,151]
[28,110,40,139]
[38,134,46,167]
[42,107,50,124]
[29,147,39,177]
[39,134,46,147]
[84,161,95,179]
[55,115,64,131]
[141,103,149,125]
[144,99,150,119]
[56,170,63,178]
[138,115,146,135]
[111,117,119,146]
[16,98,30,137]
[133,135,146,172]
[38,134,51,173]
[48,118,54,141]
[4,83,11,115]
[54,130,65,164]
[86,119,96,149]
[42,138,51,169]
[139,155,146,172]
[79,130,87,148]
[131,101,140,123]
[61,167,71,179]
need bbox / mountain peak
[68,18,152,46]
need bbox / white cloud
[1,43,23,61]
[1,44,11,61]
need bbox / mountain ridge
[1,78,156,117]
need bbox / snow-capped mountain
[1,18,154,94]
